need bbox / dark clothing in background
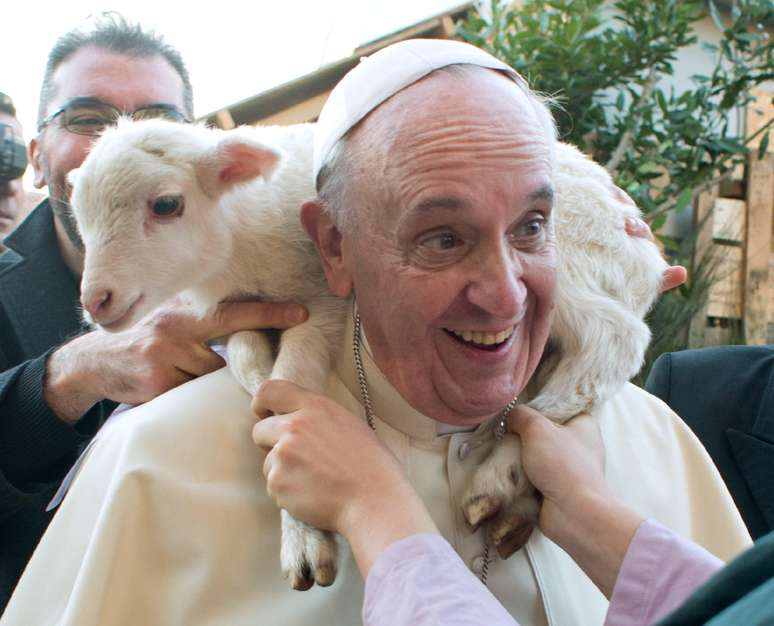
[0,201,115,611]
[646,345,774,540]
[656,528,774,626]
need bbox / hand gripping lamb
[69,119,666,587]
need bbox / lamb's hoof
[313,563,336,587]
[288,563,314,591]
[490,513,535,559]
[463,494,501,532]
[281,521,339,591]
[286,556,338,591]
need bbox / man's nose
[465,245,527,319]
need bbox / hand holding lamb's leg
[462,433,540,558]
[267,298,346,589]
[229,323,342,589]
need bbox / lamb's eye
[151,195,184,218]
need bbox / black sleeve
[645,351,673,404]
[0,351,112,522]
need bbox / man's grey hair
[317,136,357,233]
[316,63,558,233]
[37,12,194,126]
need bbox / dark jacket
[0,201,114,611]
[657,529,774,626]
[646,345,774,540]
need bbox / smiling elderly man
[1,40,749,626]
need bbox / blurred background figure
[0,92,28,245]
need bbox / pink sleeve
[604,519,724,626]
[363,533,518,626]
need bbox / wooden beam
[712,198,746,243]
[743,152,774,344]
[689,187,719,347]
[440,16,457,37]
[252,91,331,127]
[707,245,743,319]
[746,87,774,153]
[215,109,235,130]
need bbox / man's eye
[521,218,545,236]
[69,115,110,127]
[420,232,461,250]
[509,216,547,247]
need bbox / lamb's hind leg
[270,297,346,590]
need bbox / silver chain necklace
[352,311,518,587]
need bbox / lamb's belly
[226,280,330,305]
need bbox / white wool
[533,142,667,418]
[71,119,345,590]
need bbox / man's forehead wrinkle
[411,196,469,214]
[385,107,550,173]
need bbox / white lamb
[70,120,345,591]
[69,120,666,585]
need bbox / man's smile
[445,326,514,347]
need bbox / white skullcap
[313,38,527,181]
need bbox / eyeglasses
[38,98,191,136]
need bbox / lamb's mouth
[100,294,144,332]
[445,326,514,349]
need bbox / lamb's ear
[196,135,283,197]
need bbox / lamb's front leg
[226,330,275,395]
[462,433,540,558]
[270,297,342,393]
[270,298,345,590]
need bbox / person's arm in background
[0,300,307,516]
[252,382,724,626]
[506,406,724,625]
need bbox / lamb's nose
[83,289,113,322]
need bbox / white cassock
[1,313,750,626]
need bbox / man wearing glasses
[0,14,303,610]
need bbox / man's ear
[29,137,46,189]
[300,200,353,297]
[195,134,283,198]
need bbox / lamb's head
[70,119,282,331]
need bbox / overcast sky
[4,0,465,136]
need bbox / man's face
[336,69,557,427]
[30,45,186,250]
[0,113,26,237]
